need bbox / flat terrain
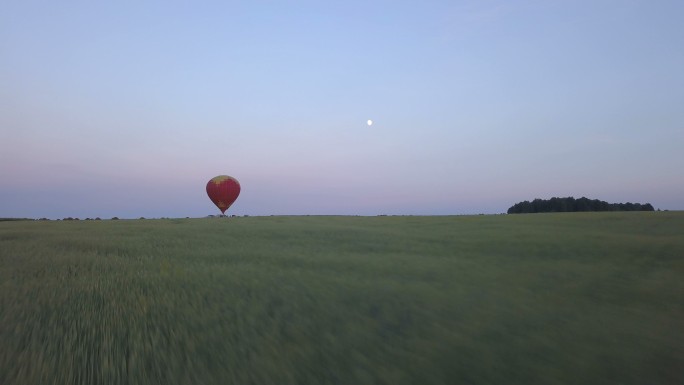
[1,213,683,385]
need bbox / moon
[367,119,373,126]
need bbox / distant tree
[508,197,655,214]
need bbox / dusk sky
[2,0,683,218]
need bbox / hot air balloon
[206,175,241,215]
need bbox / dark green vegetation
[508,197,655,213]
[1,213,683,385]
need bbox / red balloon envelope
[206,175,241,214]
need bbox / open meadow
[1,212,683,385]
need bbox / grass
[1,212,683,384]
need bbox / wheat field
[1,213,683,384]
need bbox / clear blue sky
[2,0,683,218]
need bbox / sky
[1,0,683,218]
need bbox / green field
[1,213,683,384]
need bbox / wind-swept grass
[1,213,683,384]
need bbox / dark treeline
[508,197,655,214]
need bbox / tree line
[507,197,655,214]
